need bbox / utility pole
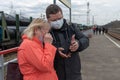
[10,1,16,16]
[92,15,94,26]
[54,0,56,4]
[87,2,90,26]
[70,8,71,22]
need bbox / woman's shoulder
[19,39,33,49]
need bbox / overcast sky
[0,0,120,25]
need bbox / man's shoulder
[68,23,78,31]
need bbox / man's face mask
[50,18,63,29]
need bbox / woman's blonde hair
[23,18,49,39]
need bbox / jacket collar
[22,35,43,45]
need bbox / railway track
[107,28,120,40]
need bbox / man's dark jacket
[50,19,89,80]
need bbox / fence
[108,28,120,40]
[0,47,18,80]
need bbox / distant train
[0,11,30,50]
[0,26,27,50]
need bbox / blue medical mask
[50,18,64,29]
[39,36,44,43]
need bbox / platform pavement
[80,33,120,80]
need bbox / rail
[0,47,18,80]
[108,28,120,40]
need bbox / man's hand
[69,35,79,52]
[58,47,70,58]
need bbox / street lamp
[54,0,56,4]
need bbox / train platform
[80,32,120,80]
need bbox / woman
[17,18,58,80]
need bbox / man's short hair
[46,4,63,18]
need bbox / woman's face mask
[50,18,64,29]
[39,36,44,43]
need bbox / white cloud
[71,0,120,25]
[1,0,120,25]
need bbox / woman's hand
[44,33,53,44]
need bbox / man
[46,4,89,80]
